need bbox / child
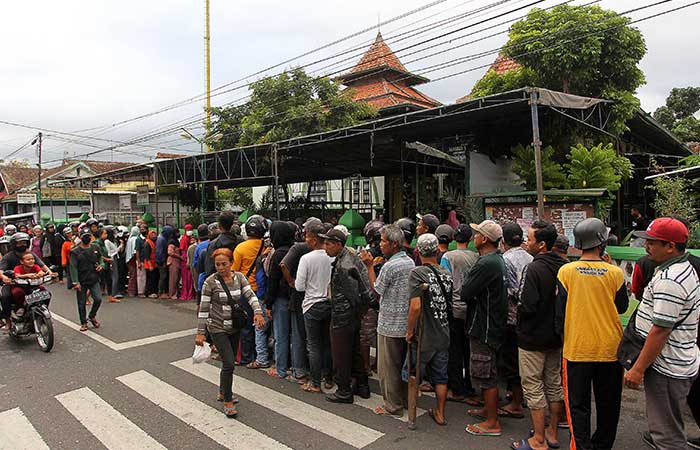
[11,252,46,318]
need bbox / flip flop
[529,430,561,449]
[467,408,486,421]
[373,406,403,417]
[446,394,468,403]
[511,439,535,450]
[498,407,525,419]
[428,409,447,426]
[465,397,485,407]
[465,423,502,437]
[223,404,238,418]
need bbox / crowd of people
[1,210,700,450]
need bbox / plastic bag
[192,342,211,364]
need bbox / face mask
[81,236,92,244]
[14,245,28,252]
[141,230,148,236]
[186,230,193,237]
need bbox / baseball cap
[79,228,92,237]
[318,228,347,245]
[632,217,689,244]
[435,224,454,244]
[454,224,473,243]
[470,220,503,243]
[416,213,440,233]
[553,234,570,252]
[303,217,322,230]
[502,223,524,246]
[416,233,439,256]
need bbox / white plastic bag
[192,342,211,364]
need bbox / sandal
[467,408,486,421]
[246,361,270,369]
[498,407,525,419]
[223,403,237,418]
[90,318,101,329]
[428,409,447,426]
[267,368,285,379]
[529,429,561,449]
[465,423,502,437]
[373,406,403,416]
[80,323,89,332]
[217,393,240,404]
[301,382,321,393]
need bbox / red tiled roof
[154,152,187,160]
[64,159,136,174]
[352,32,407,74]
[490,55,521,74]
[350,78,441,111]
[0,167,41,194]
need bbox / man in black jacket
[321,228,371,403]
[512,221,566,450]
[201,211,244,279]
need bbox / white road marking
[56,387,166,450]
[52,313,195,351]
[172,358,384,448]
[118,370,291,450]
[0,408,50,450]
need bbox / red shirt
[14,264,42,276]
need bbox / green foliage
[653,87,700,142]
[503,4,646,96]
[602,88,641,136]
[511,144,567,190]
[469,67,539,98]
[564,143,632,193]
[209,67,376,149]
[649,175,700,248]
[216,187,254,210]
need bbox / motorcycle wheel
[34,314,54,352]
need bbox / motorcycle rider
[4,225,16,237]
[0,233,56,329]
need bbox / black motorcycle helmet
[245,215,268,238]
[85,218,98,229]
[394,217,416,244]
[363,220,385,246]
[9,232,30,252]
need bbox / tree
[216,187,254,210]
[565,143,632,193]
[209,67,375,149]
[469,67,539,98]
[0,158,30,167]
[511,144,567,190]
[504,5,645,96]
[653,87,700,142]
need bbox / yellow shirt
[233,238,263,291]
[557,261,625,362]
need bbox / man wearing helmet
[555,217,628,450]
[4,224,17,237]
[0,233,56,326]
[394,218,416,255]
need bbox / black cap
[318,228,347,245]
[80,228,92,237]
[502,223,524,246]
[417,213,440,234]
[454,224,472,243]
[197,224,209,238]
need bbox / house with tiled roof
[0,159,137,223]
[456,54,521,103]
[337,32,441,115]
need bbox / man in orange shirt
[234,215,268,367]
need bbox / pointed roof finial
[377,12,381,33]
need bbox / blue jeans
[291,309,309,378]
[254,301,271,366]
[402,347,449,385]
[304,300,332,387]
[272,297,291,377]
[76,282,103,325]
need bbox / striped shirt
[635,254,700,379]
[198,271,262,335]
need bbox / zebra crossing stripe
[55,387,167,450]
[117,370,291,450]
[0,408,50,450]
[172,359,384,449]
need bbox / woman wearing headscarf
[143,230,159,298]
[446,208,459,229]
[156,225,173,299]
[125,226,140,297]
[167,230,182,299]
[179,224,195,301]
[30,225,44,259]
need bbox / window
[350,177,372,204]
[309,181,327,203]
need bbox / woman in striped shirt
[195,247,265,418]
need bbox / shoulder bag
[216,273,248,333]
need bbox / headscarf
[126,226,140,261]
[446,210,459,229]
[180,224,193,252]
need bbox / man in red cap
[626,217,700,450]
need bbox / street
[0,284,681,450]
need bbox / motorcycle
[2,270,55,352]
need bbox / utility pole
[529,89,545,219]
[34,132,43,222]
[205,0,212,152]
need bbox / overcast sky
[0,0,697,165]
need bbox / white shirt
[295,249,333,313]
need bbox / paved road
[0,284,689,449]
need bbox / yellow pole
[205,0,212,153]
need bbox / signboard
[136,185,149,206]
[119,195,132,211]
[17,193,37,204]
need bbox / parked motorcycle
[2,270,55,352]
